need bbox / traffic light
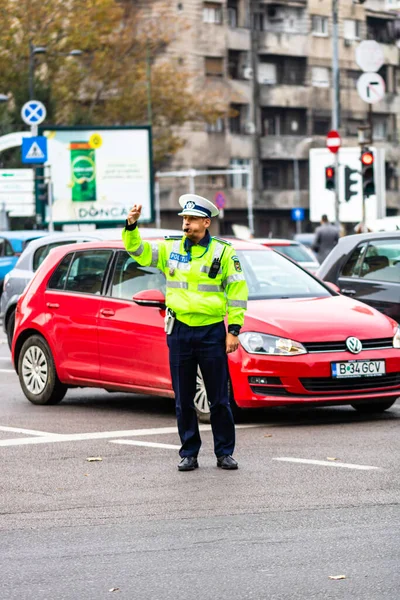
[361,149,375,198]
[325,166,335,191]
[36,180,48,203]
[344,166,359,202]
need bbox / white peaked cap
[178,194,219,218]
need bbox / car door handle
[341,289,356,295]
[46,302,59,309]
[100,308,115,317]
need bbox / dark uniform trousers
[167,320,235,458]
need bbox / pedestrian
[122,195,248,471]
[312,214,339,263]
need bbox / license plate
[332,360,386,378]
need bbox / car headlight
[393,327,400,349]
[239,332,307,356]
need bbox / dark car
[317,231,400,323]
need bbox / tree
[0,0,226,166]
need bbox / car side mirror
[132,289,166,308]
[325,281,340,294]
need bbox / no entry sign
[326,130,341,154]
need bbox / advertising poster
[40,126,153,224]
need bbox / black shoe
[217,455,238,470]
[178,457,199,471]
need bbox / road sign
[357,73,385,104]
[21,100,47,126]
[326,130,341,154]
[355,41,385,73]
[21,136,48,164]
[215,191,226,209]
[291,208,305,222]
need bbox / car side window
[4,240,14,256]
[358,240,400,283]
[48,254,74,290]
[110,252,166,300]
[64,250,113,295]
[340,243,367,277]
[33,241,82,272]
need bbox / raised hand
[127,204,142,225]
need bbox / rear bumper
[229,347,400,408]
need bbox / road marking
[273,457,380,471]
[0,425,56,437]
[110,440,180,450]
[0,357,11,361]
[0,423,258,447]
[0,369,15,373]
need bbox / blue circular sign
[21,101,47,126]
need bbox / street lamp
[28,44,83,100]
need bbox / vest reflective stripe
[200,264,222,274]
[166,281,189,289]
[212,243,225,262]
[222,273,246,287]
[228,299,247,308]
[198,284,224,293]
[150,243,159,267]
[129,243,144,257]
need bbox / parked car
[11,238,400,417]
[293,232,315,249]
[0,230,48,292]
[253,238,320,274]
[1,227,181,348]
[317,231,400,323]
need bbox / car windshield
[270,244,315,263]
[237,249,331,300]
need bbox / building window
[205,56,224,77]
[311,15,329,36]
[253,11,265,31]
[344,19,361,40]
[344,119,364,137]
[345,69,360,89]
[229,103,249,134]
[259,56,306,86]
[177,3,183,12]
[262,108,307,136]
[207,117,225,133]
[373,116,388,141]
[311,66,330,88]
[258,63,277,85]
[229,159,250,189]
[203,2,222,24]
[227,0,238,28]
[313,118,330,136]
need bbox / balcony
[258,31,308,56]
[227,28,251,51]
[259,84,310,108]
[260,136,311,160]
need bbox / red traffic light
[361,151,374,166]
[326,167,334,178]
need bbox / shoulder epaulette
[164,235,183,240]
[212,236,232,246]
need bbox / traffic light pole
[332,0,340,227]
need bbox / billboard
[39,126,153,225]
[0,169,34,217]
[309,147,386,224]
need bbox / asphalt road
[0,329,399,599]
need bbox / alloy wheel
[22,345,49,395]
[194,368,210,416]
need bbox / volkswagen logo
[346,337,363,354]
[185,201,196,209]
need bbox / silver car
[0,227,181,347]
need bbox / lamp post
[28,43,83,100]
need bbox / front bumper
[229,347,400,408]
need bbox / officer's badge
[185,201,196,210]
[232,255,242,272]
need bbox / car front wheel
[18,335,67,405]
[194,367,241,423]
[351,398,397,414]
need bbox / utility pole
[331,0,341,227]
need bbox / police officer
[122,194,248,471]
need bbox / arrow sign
[326,130,341,154]
[357,73,385,104]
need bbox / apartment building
[157,0,400,236]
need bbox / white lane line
[0,425,56,437]
[0,423,258,447]
[111,440,180,450]
[273,457,381,471]
[0,369,15,373]
[0,357,11,361]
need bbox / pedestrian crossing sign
[22,136,48,164]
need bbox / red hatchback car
[12,239,400,416]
